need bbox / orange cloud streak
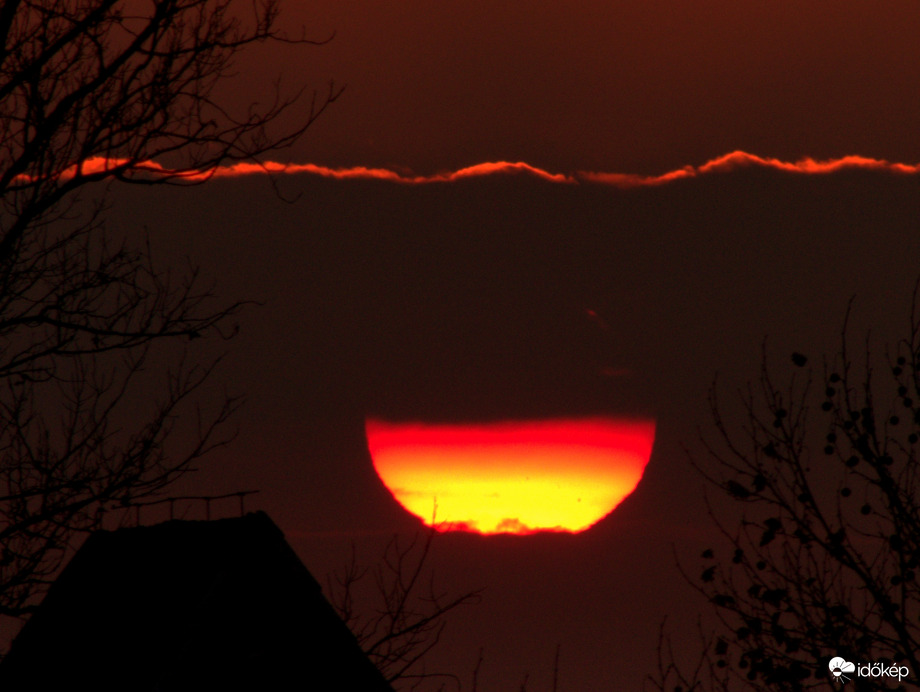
[31,151,920,188]
[202,160,574,184]
[200,151,920,186]
[578,151,920,187]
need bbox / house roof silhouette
[0,511,394,691]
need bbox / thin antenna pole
[552,644,561,692]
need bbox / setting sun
[365,418,655,535]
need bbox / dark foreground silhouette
[0,511,393,691]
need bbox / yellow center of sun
[366,418,655,534]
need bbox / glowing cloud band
[365,418,656,535]
[24,151,920,189]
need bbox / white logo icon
[829,657,855,683]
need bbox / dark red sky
[98,1,920,689]
[110,167,920,690]
[244,0,920,175]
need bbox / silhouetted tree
[0,0,338,627]
[328,528,575,692]
[329,530,482,691]
[649,294,920,691]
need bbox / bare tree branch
[654,285,920,690]
[0,0,335,634]
[327,529,482,690]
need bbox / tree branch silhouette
[328,530,482,690]
[0,0,337,627]
[649,289,920,691]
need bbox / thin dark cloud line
[44,151,920,187]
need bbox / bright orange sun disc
[365,417,655,535]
